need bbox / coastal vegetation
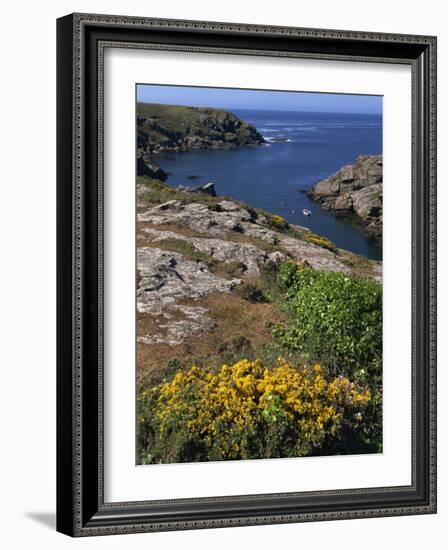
[137,260,382,463]
[138,359,371,464]
[135,102,383,464]
[272,262,382,378]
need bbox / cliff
[137,102,264,156]
[306,155,383,238]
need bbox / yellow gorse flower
[139,358,371,462]
[302,232,337,251]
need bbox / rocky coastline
[306,155,383,239]
[135,106,382,375]
[137,102,264,176]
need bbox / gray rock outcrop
[306,155,383,238]
[142,227,287,276]
[137,248,239,314]
[137,156,168,180]
[176,182,216,197]
[138,199,351,274]
[137,248,240,346]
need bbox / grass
[137,102,232,134]
[234,262,284,304]
[136,290,287,381]
[137,176,222,207]
[265,213,289,231]
[338,249,379,279]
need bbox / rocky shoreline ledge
[306,155,383,239]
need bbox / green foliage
[271,262,382,452]
[273,262,382,377]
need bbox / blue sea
[154,109,382,260]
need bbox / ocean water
[154,109,382,260]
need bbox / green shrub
[273,262,382,378]
[270,262,382,452]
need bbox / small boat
[302,208,312,217]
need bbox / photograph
[135,84,384,465]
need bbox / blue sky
[137,84,382,114]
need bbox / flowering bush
[266,213,289,231]
[302,232,337,252]
[137,358,370,464]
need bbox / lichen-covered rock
[138,200,254,235]
[278,235,351,274]
[307,155,383,238]
[137,248,241,346]
[138,200,351,275]
[137,248,240,315]
[142,227,288,276]
[137,304,210,347]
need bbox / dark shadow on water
[25,512,56,530]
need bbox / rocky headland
[306,155,383,239]
[137,102,264,176]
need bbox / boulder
[307,155,383,238]
[137,156,168,181]
[177,182,216,197]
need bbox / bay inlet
[153,109,382,260]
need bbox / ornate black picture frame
[57,13,437,537]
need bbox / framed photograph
[57,13,437,536]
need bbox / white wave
[263,136,295,143]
